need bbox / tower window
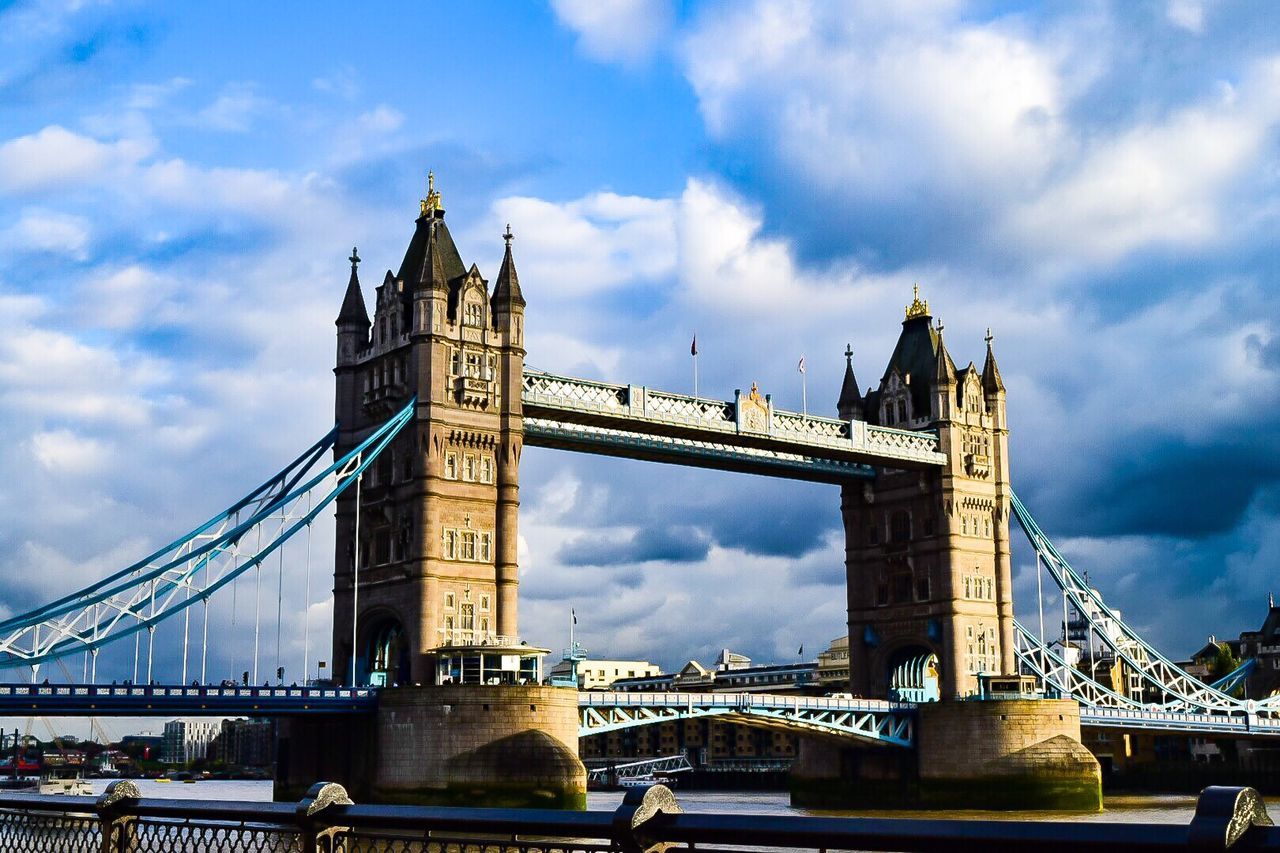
[463,454,477,481]
[480,456,494,484]
[916,577,930,600]
[444,452,458,480]
[486,354,497,380]
[465,302,483,327]
[480,594,490,612]
[465,352,482,378]
[442,530,457,560]
[450,348,461,376]
[461,531,477,560]
[890,511,911,544]
[898,400,907,422]
[445,592,455,609]
[479,533,492,562]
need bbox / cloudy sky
[1,0,1279,711]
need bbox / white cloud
[76,264,175,330]
[357,105,404,134]
[0,208,91,259]
[682,0,1066,198]
[194,84,272,133]
[550,0,674,66]
[478,191,677,298]
[1167,0,1208,34]
[28,429,110,474]
[312,66,360,101]
[1008,58,1280,263]
[0,126,153,192]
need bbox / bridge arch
[359,610,410,687]
[887,645,940,703]
[871,639,941,701]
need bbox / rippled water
[79,780,1275,825]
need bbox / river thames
[75,779,1273,824]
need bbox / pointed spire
[419,221,449,292]
[337,246,370,327]
[981,327,1006,394]
[492,223,525,309]
[933,322,957,386]
[837,343,863,420]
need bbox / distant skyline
[2,0,1279,734]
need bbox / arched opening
[888,645,940,703]
[362,617,410,687]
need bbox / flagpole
[798,356,807,415]
[692,333,699,398]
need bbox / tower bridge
[2,179,1277,808]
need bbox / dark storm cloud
[1029,432,1280,537]
[559,524,711,566]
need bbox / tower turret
[837,344,863,420]
[931,324,957,422]
[336,247,370,365]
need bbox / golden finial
[905,283,930,320]
[420,171,443,215]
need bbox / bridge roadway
[1,684,1277,743]
[0,683,375,716]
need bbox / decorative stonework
[739,382,769,433]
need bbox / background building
[546,657,659,690]
[161,719,219,765]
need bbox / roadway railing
[0,682,376,715]
[580,691,909,713]
[0,781,1276,852]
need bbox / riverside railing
[0,781,1276,852]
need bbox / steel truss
[578,692,914,747]
[0,400,416,672]
[1010,491,1279,716]
[585,751,694,784]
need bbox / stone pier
[276,685,585,808]
[791,699,1102,810]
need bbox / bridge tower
[840,287,1013,699]
[332,177,526,685]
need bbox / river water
[78,779,1275,825]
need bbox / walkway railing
[0,781,1276,852]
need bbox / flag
[797,356,805,374]
[572,608,577,625]
[690,334,698,357]
[798,644,804,656]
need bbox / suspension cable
[303,492,313,686]
[274,534,284,684]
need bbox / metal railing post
[1187,786,1274,849]
[612,784,682,853]
[95,780,140,853]
[295,781,354,852]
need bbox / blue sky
[2,0,1279,712]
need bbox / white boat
[38,767,93,796]
[617,774,659,788]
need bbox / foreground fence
[0,781,1276,852]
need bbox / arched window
[465,301,483,326]
[898,399,907,422]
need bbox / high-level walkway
[521,370,945,481]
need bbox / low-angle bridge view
[0,189,1277,813]
[2,1,1279,850]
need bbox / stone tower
[332,178,526,685]
[840,287,1012,699]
